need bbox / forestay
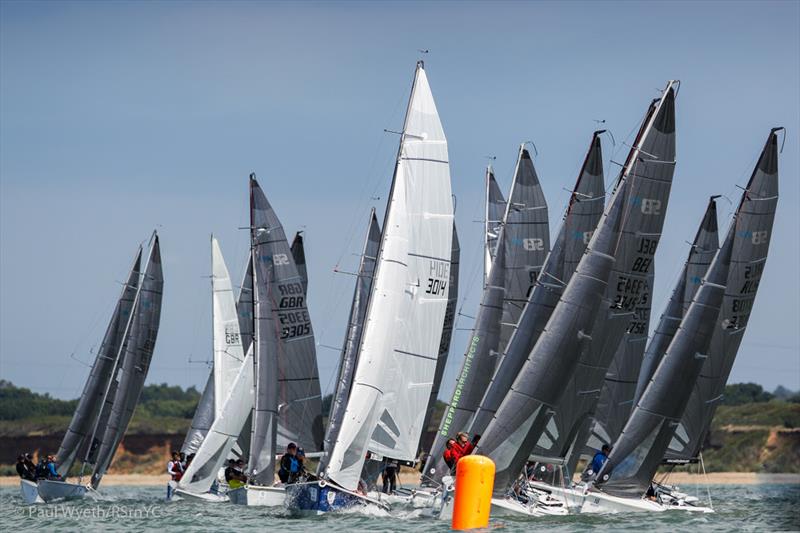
[666,129,780,461]
[56,248,142,477]
[326,62,454,491]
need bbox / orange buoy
[451,454,495,530]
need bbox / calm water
[1,484,798,532]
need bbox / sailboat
[227,175,325,506]
[170,237,251,501]
[21,234,163,504]
[285,60,454,514]
[422,145,551,487]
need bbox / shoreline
[2,472,798,488]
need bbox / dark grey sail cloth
[631,198,720,408]
[666,129,780,461]
[498,147,550,354]
[420,225,460,457]
[594,226,734,498]
[473,177,628,497]
[91,236,164,488]
[468,132,606,441]
[422,229,505,484]
[290,232,308,295]
[485,167,506,282]
[248,177,324,484]
[56,248,142,477]
[582,88,675,448]
[318,210,380,473]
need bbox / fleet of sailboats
[19,61,784,523]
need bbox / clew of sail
[326,62,453,491]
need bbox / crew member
[225,459,248,489]
[589,444,611,475]
[167,451,184,482]
[381,459,399,494]
[16,454,36,481]
[278,443,303,484]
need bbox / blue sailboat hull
[285,481,380,514]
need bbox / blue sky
[1,1,798,400]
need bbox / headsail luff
[291,232,308,295]
[485,167,506,282]
[318,209,381,473]
[420,224,460,456]
[178,239,252,494]
[469,131,605,441]
[473,174,628,497]
[326,62,453,491]
[632,198,719,408]
[666,129,780,461]
[56,248,142,477]
[498,145,550,354]
[248,177,324,484]
[91,235,164,489]
[595,220,734,498]
[423,228,506,484]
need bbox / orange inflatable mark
[451,455,495,530]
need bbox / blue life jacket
[289,457,299,473]
[590,452,607,473]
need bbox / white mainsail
[211,237,247,417]
[326,62,454,491]
[178,238,251,494]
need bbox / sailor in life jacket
[278,442,304,484]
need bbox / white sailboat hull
[173,488,229,503]
[36,479,88,502]
[367,487,440,509]
[227,485,285,506]
[20,479,44,504]
[526,481,714,514]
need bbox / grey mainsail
[319,209,381,473]
[56,248,142,477]
[499,145,550,354]
[291,232,308,295]
[595,217,734,498]
[666,128,780,461]
[632,198,720,408]
[473,175,628,496]
[485,167,506,281]
[91,235,164,488]
[469,131,606,440]
[423,228,506,484]
[557,85,677,468]
[420,225,460,456]
[248,176,323,485]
